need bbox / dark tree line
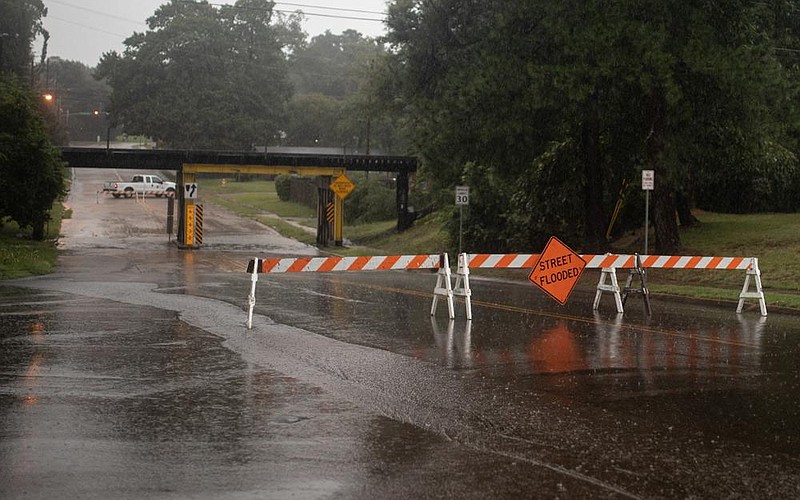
[380,0,800,253]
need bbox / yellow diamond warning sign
[330,174,355,199]
[528,236,586,305]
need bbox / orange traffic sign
[528,236,587,305]
[330,174,355,199]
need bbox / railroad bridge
[60,147,418,248]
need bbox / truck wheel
[112,193,121,199]
[124,188,134,198]
[166,188,175,197]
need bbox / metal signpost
[455,186,469,254]
[641,170,654,255]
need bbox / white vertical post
[247,258,259,329]
[431,253,455,319]
[644,190,649,255]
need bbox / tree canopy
[382,0,800,253]
[96,0,299,149]
[0,0,48,75]
[0,0,64,240]
[284,30,391,151]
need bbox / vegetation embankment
[198,178,800,310]
[0,202,69,280]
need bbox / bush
[275,174,291,201]
[344,176,396,223]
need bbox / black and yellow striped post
[180,171,200,248]
[194,203,204,245]
[326,201,335,224]
[333,195,344,245]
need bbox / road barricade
[459,252,767,317]
[245,254,445,329]
[243,252,766,328]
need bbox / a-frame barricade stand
[593,265,624,314]
[431,253,455,319]
[453,253,473,320]
[622,253,652,316]
[737,258,767,316]
[246,257,260,329]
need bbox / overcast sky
[40,0,389,66]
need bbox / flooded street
[1,168,799,498]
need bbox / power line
[275,2,385,15]
[174,1,385,22]
[47,0,146,26]
[48,16,129,39]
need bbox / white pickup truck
[103,174,176,198]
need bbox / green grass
[335,215,448,257]
[0,203,66,280]
[611,211,800,308]
[199,177,316,222]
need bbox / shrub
[275,174,291,201]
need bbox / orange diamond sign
[528,236,587,305]
[330,174,355,199]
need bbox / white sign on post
[641,170,654,255]
[185,183,198,199]
[455,186,470,206]
[642,170,655,191]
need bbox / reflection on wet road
[1,167,798,498]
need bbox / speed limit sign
[455,186,470,206]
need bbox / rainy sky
[41,0,389,66]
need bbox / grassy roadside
[0,202,69,280]
[199,178,800,310]
[608,211,800,309]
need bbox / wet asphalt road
[1,167,799,499]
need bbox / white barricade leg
[737,258,767,316]
[431,254,455,319]
[593,268,624,314]
[247,258,259,329]
[453,253,473,320]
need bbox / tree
[0,0,48,76]
[286,30,400,152]
[96,0,297,149]
[0,0,64,240]
[383,0,799,254]
[0,76,64,239]
[42,57,112,142]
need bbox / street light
[93,110,112,150]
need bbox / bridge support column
[396,170,412,232]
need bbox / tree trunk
[647,88,682,254]
[582,91,606,253]
[32,218,46,241]
[676,190,698,227]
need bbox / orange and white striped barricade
[245,254,443,329]
[634,255,766,316]
[462,253,767,316]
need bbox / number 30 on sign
[455,186,469,206]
